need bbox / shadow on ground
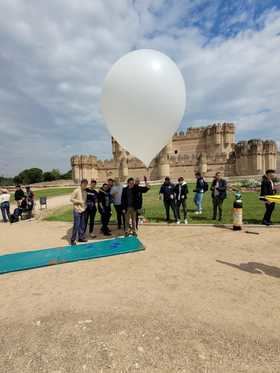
[62,225,125,243]
[217,260,280,278]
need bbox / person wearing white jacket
[0,189,11,222]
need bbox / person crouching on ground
[121,177,140,236]
[0,188,10,223]
[98,183,112,236]
[261,169,276,226]
[134,176,150,229]
[175,177,188,224]
[70,179,88,245]
[85,179,98,238]
[159,177,178,223]
[211,172,227,221]
[110,178,125,230]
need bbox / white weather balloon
[101,49,186,167]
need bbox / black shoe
[104,232,112,236]
[262,220,270,226]
[78,238,88,243]
[125,232,130,237]
[71,240,76,246]
[132,232,138,237]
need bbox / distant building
[71,123,278,182]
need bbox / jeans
[176,199,187,220]
[164,199,178,221]
[263,202,275,223]
[125,207,137,233]
[0,202,10,222]
[85,206,97,234]
[194,192,204,212]
[114,204,125,230]
[100,208,111,234]
[212,197,224,220]
[71,210,86,242]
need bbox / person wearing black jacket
[211,172,227,221]
[14,185,25,206]
[175,177,188,224]
[260,169,276,225]
[85,179,99,237]
[135,177,150,229]
[159,177,178,222]
[121,177,144,236]
[98,183,112,236]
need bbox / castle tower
[263,140,277,171]
[71,155,81,183]
[157,143,172,179]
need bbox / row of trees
[0,168,72,186]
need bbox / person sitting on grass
[159,177,178,223]
[70,179,88,245]
[98,183,112,236]
[175,177,188,224]
[9,196,32,223]
[0,188,10,223]
[84,179,98,238]
[134,176,150,229]
[260,169,276,226]
[211,172,227,221]
[121,177,142,236]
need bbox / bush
[240,179,261,188]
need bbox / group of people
[159,172,227,223]
[70,177,150,245]
[0,185,34,223]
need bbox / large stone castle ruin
[71,123,278,182]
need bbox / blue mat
[0,236,144,275]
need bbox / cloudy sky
[0,0,280,176]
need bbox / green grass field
[46,185,280,224]
[10,187,75,202]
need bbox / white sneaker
[176,220,180,224]
[195,211,199,215]
[184,219,188,224]
[199,211,202,214]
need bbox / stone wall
[71,123,278,182]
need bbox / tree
[50,168,61,180]
[43,171,56,182]
[14,168,43,185]
[61,170,72,180]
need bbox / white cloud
[0,0,279,175]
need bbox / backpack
[203,181,209,192]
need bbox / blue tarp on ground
[0,236,145,275]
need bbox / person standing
[159,177,178,222]
[260,169,276,225]
[14,185,25,206]
[0,189,10,223]
[70,179,88,245]
[107,178,114,193]
[121,177,140,236]
[193,172,207,214]
[25,186,35,218]
[110,178,124,230]
[85,179,98,238]
[98,183,112,236]
[211,172,227,221]
[175,177,188,224]
[135,176,150,229]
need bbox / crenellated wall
[71,123,278,182]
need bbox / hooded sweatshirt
[174,182,188,201]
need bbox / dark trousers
[1,202,10,222]
[164,199,177,221]
[100,208,111,234]
[176,199,187,220]
[263,202,275,223]
[85,206,97,234]
[114,204,125,229]
[212,197,224,220]
[71,210,86,242]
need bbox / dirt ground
[0,221,280,373]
